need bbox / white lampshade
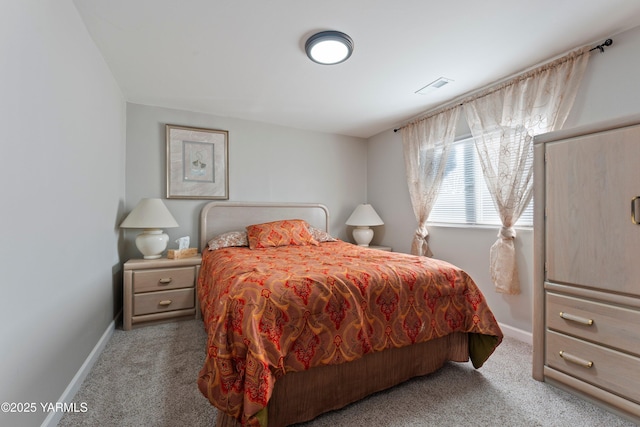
[346,204,384,227]
[345,204,384,246]
[120,198,179,259]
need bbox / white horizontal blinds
[428,136,533,226]
[429,138,472,223]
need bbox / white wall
[367,24,640,337]
[0,1,126,426]
[124,103,367,261]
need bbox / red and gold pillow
[246,219,319,249]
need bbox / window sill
[426,221,533,232]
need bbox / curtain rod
[393,38,613,133]
[589,38,613,53]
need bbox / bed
[196,202,503,427]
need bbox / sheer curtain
[465,47,590,294]
[400,107,460,256]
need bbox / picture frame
[166,124,229,199]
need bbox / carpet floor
[58,319,637,427]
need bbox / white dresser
[533,115,640,423]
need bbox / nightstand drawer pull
[559,350,593,369]
[159,277,173,284]
[559,311,593,326]
[158,300,172,306]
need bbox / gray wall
[0,1,126,426]
[124,103,368,261]
[367,24,640,338]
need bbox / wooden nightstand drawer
[546,292,640,356]
[123,255,202,330]
[546,331,640,404]
[134,288,195,316]
[133,267,195,293]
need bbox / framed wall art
[166,124,229,199]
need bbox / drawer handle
[559,350,593,369]
[632,196,640,225]
[158,300,172,306]
[159,278,173,284]
[559,311,593,326]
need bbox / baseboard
[40,319,116,427]
[499,322,532,346]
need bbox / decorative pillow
[308,225,338,242]
[207,231,248,250]
[246,219,319,249]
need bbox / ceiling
[73,0,640,139]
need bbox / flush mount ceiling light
[305,31,354,65]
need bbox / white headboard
[199,202,330,250]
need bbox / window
[428,136,533,227]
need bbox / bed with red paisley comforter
[196,203,503,427]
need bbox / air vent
[415,77,453,95]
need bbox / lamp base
[136,229,169,259]
[352,226,374,246]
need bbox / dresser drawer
[134,288,195,316]
[546,331,640,404]
[133,267,195,293]
[546,292,640,356]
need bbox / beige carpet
[58,319,636,427]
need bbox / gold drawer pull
[158,300,172,306]
[559,350,593,369]
[159,278,173,284]
[632,196,640,225]
[559,311,594,326]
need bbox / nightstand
[123,255,201,330]
[368,245,392,252]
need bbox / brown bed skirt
[215,332,470,427]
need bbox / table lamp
[120,198,179,259]
[345,204,384,246]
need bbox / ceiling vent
[415,77,453,95]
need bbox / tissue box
[167,248,198,259]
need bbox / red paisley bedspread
[197,241,502,425]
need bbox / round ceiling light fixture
[305,31,354,65]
